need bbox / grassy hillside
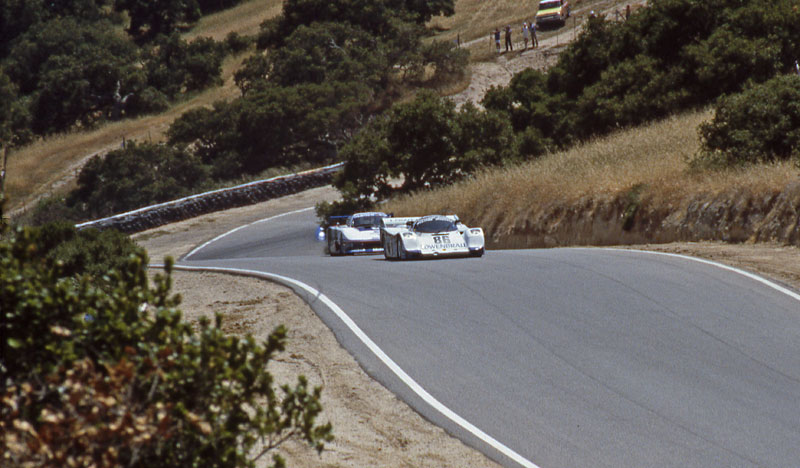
[382,109,800,246]
[5,0,546,216]
[5,0,283,215]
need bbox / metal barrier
[76,163,343,234]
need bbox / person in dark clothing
[504,25,513,52]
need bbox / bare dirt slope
[136,187,800,468]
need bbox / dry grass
[430,0,620,46]
[185,0,283,41]
[382,108,800,234]
[430,0,539,44]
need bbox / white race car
[380,215,485,260]
[326,212,390,255]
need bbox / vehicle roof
[414,214,458,224]
[350,212,388,219]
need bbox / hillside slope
[384,109,800,248]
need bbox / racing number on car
[433,235,447,244]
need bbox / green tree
[238,22,390,93]
[337,91,513,201]
[695,74,800,167]
[196,0,245,14]
[259,0,454,49]
[0,0,111,59]
[388,0,455,23]
[114,0,201,40]
[482,68,565,151]
[1,219,333,468]
[479,0,800,154]
[146,33,226,98]
[0,72,32,149]
[67,141,209,219]
[6,17,144,133]
[167,101,244,179]
[169,81,373,177]
[33,222,143,283]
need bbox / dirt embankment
[493,181,800,249]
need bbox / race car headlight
[470,229,482,234]
[402,232,414,238]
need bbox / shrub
[170,81,372,177]
[23,196,83,226]
[337,91,514,201]
[145,34,225,99]
[421,40,468,82]
[224,31,252,54]
[67,141,210,220]
[6,17,145,133]
[694,74,800,167]
[484,0,800,151]
[36,222,143,284]
[0,219,333,468]
[125,86,171,115]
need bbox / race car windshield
[539,0,560,9]
[414,220,457,233]
[352,215,384,228]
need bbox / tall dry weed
[383,109,800,235]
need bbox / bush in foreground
[1,216,332,468]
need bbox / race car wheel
[383,237,394,260]
[469,248,485,258]
[398,237,408,260]
[328,234,341,256]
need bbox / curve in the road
[178,208,800,468]
[167,262,542,468]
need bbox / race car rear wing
[380,217,419,229]
[327,215,350,226]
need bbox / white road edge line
[157,261,542,468]
[178,209,794,467]
[600,248,800,303]
[183,207,315,260]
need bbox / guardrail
[76,163,343,234]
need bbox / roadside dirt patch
[150,257,501,468]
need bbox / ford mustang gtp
[326,212,390,255]
[380,215,485,260]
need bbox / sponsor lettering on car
[421,243,467,250]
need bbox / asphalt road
[181,208,800,468]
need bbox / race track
[180,208,800,468]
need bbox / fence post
[1,145,7,202]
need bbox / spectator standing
[530,21,539,48]
[522,22,530,50]
[504,24,513,52]
[494,27,501,54]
